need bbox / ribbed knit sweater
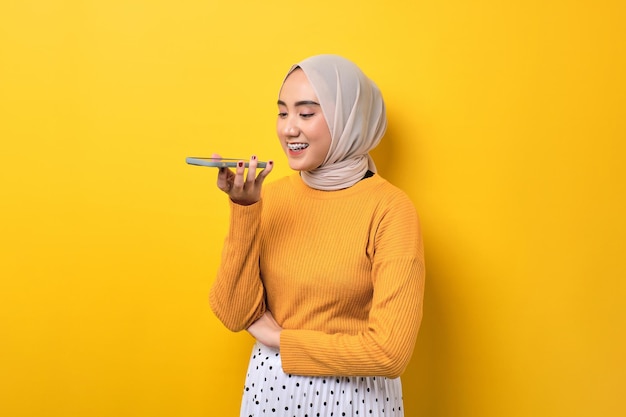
[209,173,425,378]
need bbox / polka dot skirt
[241,342,404,417]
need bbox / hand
[213,153,274,206]
[247,311,282,349]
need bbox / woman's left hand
[247,311,282,349]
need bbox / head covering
[282,54,387,190]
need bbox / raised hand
[213,153,274,206]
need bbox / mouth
[287,143,309,151]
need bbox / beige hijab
[283,55,387,191]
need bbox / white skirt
[240,341,404,417]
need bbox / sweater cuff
[228,199,262,239]
[279,329,323,376]
[279,329,299,374]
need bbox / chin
[285,151,325,171]
[286,158,305,171]
[288,162,306,171]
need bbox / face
[277,68,332,172]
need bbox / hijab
[282,54,387,191]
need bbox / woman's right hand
[213,153,274,206]
[247,310,282,349]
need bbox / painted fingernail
[238,161,243,167]
[251,155,257,160]
[269,160,274,165]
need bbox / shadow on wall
[372,118,455,417]
[401,246,455,417]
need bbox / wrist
[274,330,282,350]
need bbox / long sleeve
[209,199,266,332]
[278,192,425,378]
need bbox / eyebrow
[277,100,320,107]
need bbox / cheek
[313,119,332,148]
[310,120,320,136]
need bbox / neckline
[289,172,383,200]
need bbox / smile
[287,143,309,151]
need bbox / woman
[209,54,425,417]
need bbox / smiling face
[277,68,332,172]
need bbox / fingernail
[268,160,274,165]
[238,161,244,167]
[251,155,257,160]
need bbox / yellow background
[1,1,624,416]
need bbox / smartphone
[186,157,267,169]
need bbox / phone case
[186,157,267,168]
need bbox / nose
[281,116,300,138]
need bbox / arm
[278,195,425,378]
[208,155,274,331]
[209,200,266,331]
[247,310,282,347]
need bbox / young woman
[209,54,425,417]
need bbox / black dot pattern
[240,342,404,416]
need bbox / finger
[246,155,258,183]
[256,160,274,185]
[214,153,234,192]
[232,160,246,189]
[213,152,226,188]
[216,167,232,191]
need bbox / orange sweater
[209,173,425,378]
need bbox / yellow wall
[1,1,624,416]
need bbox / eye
[300,113,315,119]
[277,112,287,118]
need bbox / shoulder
[369,176,417,214]
[367,177,420,244]
[368,177,422,256]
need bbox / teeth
[288,143,309,151]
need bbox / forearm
[209,200,266,331]
[280,257,424,378]
[280,320,419,378]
